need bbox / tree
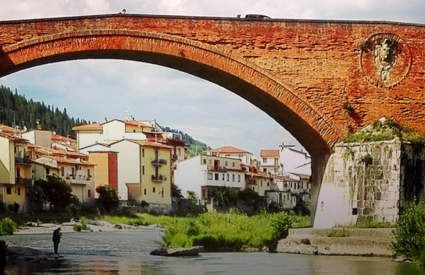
[33,174,79,210]
[171,184,183,198]
[96,185,119,213]
[187,191,198,201]
[238,188,260,208]
[212,186,238,208]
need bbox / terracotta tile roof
[124,120,152,128]
[132,140,173,149]
[209,146,251,155]
[289,173,311,180]
[0,131,28,142]
[0,124,15,133]
[245,171,272,179]
[72,123,103,131]
[52,134,76,143]
[260,149,279,158]
[73,119,153,131]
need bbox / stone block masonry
[314,138,425,228]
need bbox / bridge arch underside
[0,31,343,157]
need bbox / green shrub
[391,202,425,265]
[114,224,123,229]
[73,224,82,232]
[8,204,15,213]
[0,218,17,235]
[327,228,350,237]
[269,212,292,239]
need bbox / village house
[72,119,159,150]
[207,146,252,165]
[0,127,31,213]
[174,152,246,201]
[259,149,280,174]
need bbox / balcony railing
[151,158,167,166]
[15,156,32,165]
[247,179,256,185]
[207,165,227,172]
[152,174,166,182]
[15,177,32,185]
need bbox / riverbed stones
[150,246,202,256]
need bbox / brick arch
[0,29,343,156]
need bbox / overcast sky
[1,0,424,158]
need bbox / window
[252,187,255,191]
[225,161,228,166]
[209,159,212,165]
[203,159,206,164]
[267,182,270,187]
[142,149,145,157]
[144,189,147,195]
[88,190,91,197]
[232,162,235,167]
[177,148,182,156]
[222,174,225,181]
[238,175,241,182]
[6,187,11,195]
[203,189,206,197]
[71,167,74,178]
[239,154,243,158]
[61,167,64,177]
[352,208,358,215]
[17,188,21,196]
[87,169,91,178]
[215,173,219,181]
[161,188,164,197]
[261,180,263,187]
[153,187,156,193]
[227,174,229,181]
[142,166,145,176]
[232,174,235,182]
[263,158,267,163]
[208,173,213,180]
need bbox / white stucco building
[174,154,246,200]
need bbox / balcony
[152,174,166,182]
[151,158,167,166]
[207,165,227,172]
[15,156,32,165]
[15,177,32,185]
[247,179,256,185]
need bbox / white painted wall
[77,131,103,150]
[280,147,311,176]
[102,120,126,143]
[110,140,140,200]
[174,156,205,199]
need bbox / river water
[2,230,425,275]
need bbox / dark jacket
[52,229,61,243]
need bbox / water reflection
[2,232,425,275]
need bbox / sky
[0,0,425,158]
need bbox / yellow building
[118,140,172,205]
[0,130,31,212]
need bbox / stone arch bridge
[1,14,425,226]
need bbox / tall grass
[161,210,292,250]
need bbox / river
[2,230,425,275]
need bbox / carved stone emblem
[360,33,411,88]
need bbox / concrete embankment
[277,228,394,257]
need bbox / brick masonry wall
[1,15,425,156]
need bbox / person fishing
[52,227,62,254]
